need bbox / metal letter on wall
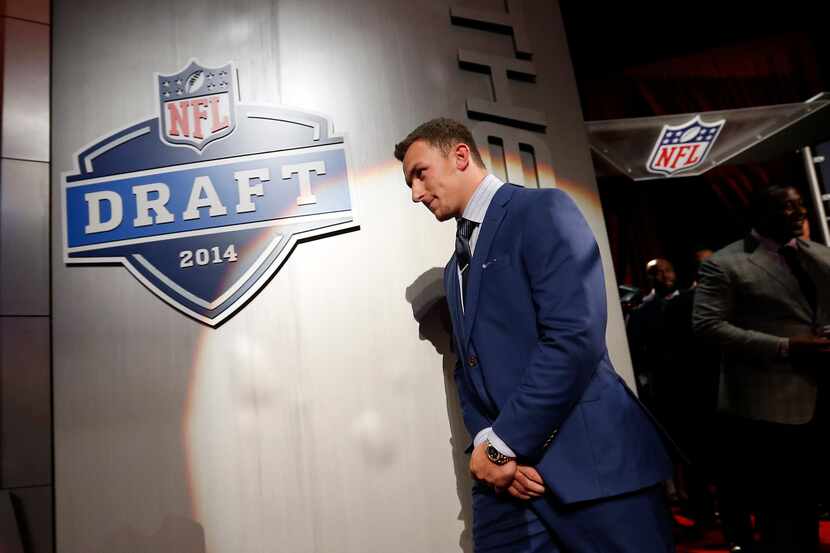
[452,0,556,188]
[61,60,358,326]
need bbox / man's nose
[411,182,424,203]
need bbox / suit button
[468,355,478,367]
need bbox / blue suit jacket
[445,184,672,504]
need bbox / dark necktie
[779,245,817,314]
[456,218,478,301]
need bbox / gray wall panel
[52,2,627,553]
[0,317,51,488]
[0,159,50,316]
[2,17,49,162]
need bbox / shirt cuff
[473,428,490,448]
[473,427,516,458]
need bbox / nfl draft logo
[647,116,725,176]
[62,60,358,326]
[159,61,235,151]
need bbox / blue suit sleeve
[491,189,607,459]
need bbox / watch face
[486,444,507,465]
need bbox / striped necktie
[456,218,478,300]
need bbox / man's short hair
[394,118,486,168]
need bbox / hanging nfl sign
[646,115,725,176]
[62,60,358,326]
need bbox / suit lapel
[463,185,515,346]
[747,241,813,318]
[747,245,801,293]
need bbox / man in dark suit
[394,118,674,553]
[693,184,830,552]
[626,258,679,411]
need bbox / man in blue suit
[394,119,674,552]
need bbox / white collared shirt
[457,174,504,313]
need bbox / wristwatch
[485,439,512,465]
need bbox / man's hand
[789,335,830,364]
[507,465,546,500]
[470,442,516,490]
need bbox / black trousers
[716,414,822,553]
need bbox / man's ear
[453,143,471,171]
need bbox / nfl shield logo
[647,116,725,176]
[158,60,236,152]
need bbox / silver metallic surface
[458,50,537,99]
[1,18,49,162]
[458,49,547,129]
[52,1,627,552]
[802,146,830,246]
[471,121,554,188]
[0,159,50,315]
[450,2,532,59]
[0,317,52,488]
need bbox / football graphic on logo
[185,70,204,93]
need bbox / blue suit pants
[472,483,674,553]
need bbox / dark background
[560,3,830,289]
